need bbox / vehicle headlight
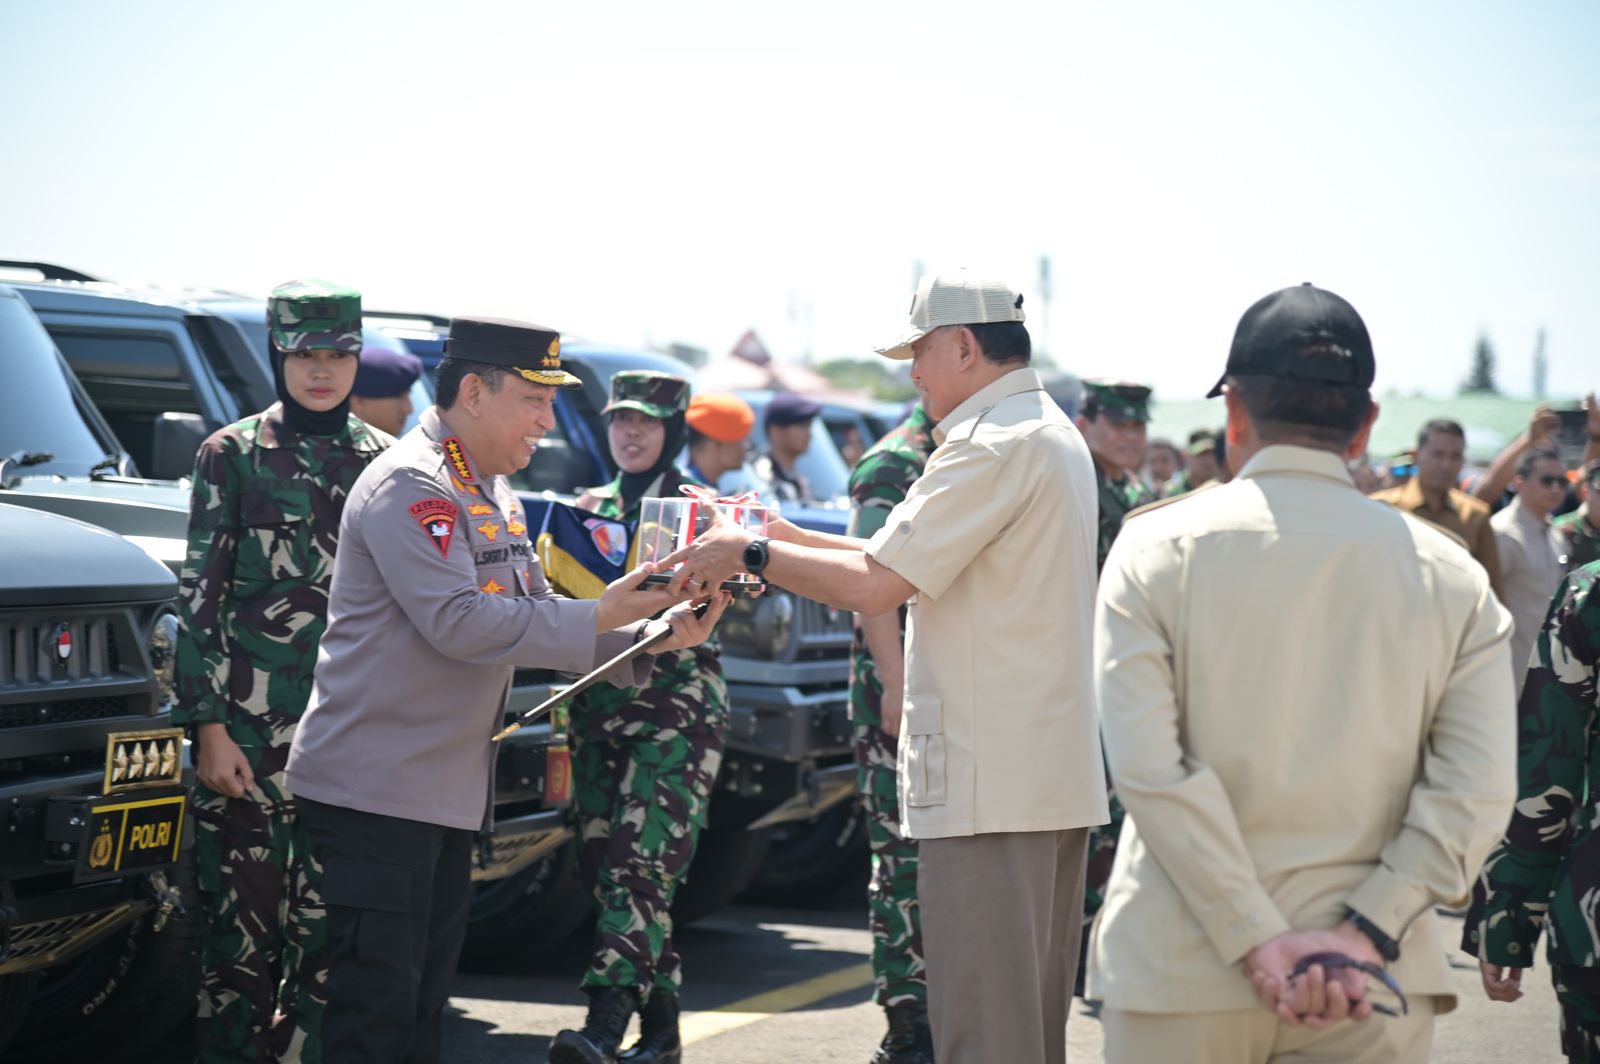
[750,590,796,660]
[717,589,798,661]
[147,610,180,707]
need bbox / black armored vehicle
[0,502,201,1062]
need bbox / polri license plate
[76,788,186,882]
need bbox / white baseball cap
[874,269,1027,361]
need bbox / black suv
[0,499,202,1062]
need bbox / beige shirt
[1491,496,1568,685]
[1088,445,1515,1014]
[865,368,1108,840]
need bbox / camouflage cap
[268,279,363,354]
[1081,379,1152,423]
[601,371,690,419]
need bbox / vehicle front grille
[0,617,120,687]
[793,597,854,657]
[0,902,146,976]
[0,696,133,730]
[512,668,561,689]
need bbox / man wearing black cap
[1087,284,1516,1061]
[349,336,424,437]
[754,392,821,505]
[286,317,728,1064]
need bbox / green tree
[815,358,917,401]
[1462,332,1500,395]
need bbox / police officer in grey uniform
[286,317,727,1064]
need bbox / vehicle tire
[741,800,870,908]
[7,865,204,1064]
[670,820,773,927]
[0,972,40,1057]
[458,842,594,973]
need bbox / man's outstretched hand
[595,562,696,633]
[646,591,733,653]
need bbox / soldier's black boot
[619,991,681,1064]
[870,1001,935,1064]
[550,987,638,1064]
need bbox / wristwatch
[742,537,771,577]
[1346,909,1401,963]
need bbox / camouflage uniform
[172,282,387,1064]
[569,372,728,1003]
[1555,502,1600,573]
[1463,561,1600,1062]
[846,405,935,1010]
[1079,381,1155,969]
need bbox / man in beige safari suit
[668,269,1108,1064]
[1089,283,1517,1062]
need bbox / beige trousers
[918,828,1090,1064]
[1102,998,1437,1064]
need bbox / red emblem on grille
[45,622,72,663]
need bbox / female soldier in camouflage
[172,281,390,1064]
[551,371,728,1064]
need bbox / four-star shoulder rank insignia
[468,503,495,516]
[480,578,506,595]
[507,518,527,537]
[442,436,476,483]
[477,521,501,542]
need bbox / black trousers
[298,798,474,1064]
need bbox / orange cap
[686,393,756,443]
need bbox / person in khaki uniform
[285,317,725,1064]
[1089,283,1517,1063]
[1370,417,1502,599]
[667,269,1108,1064]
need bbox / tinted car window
[0,291,114,478]
[52,331,184,382]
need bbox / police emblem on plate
[88,821,114,870]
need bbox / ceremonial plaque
[636,488,769,593]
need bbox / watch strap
[1346,909,1401,963]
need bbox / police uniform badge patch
[409,498,459,557]
[480,578,506,595]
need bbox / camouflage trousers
[571,724,725,1001]
[191,744,326,1064]
[853,720,926,1008]
[1554,966,1600,1063]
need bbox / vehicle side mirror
[149,412,207,480]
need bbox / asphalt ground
[442,906,1563,1063]
[150,903,1567,1062]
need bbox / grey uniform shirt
[1491,496,1567,688]
[287,406,650,831]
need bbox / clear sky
[3,0,1595,399]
